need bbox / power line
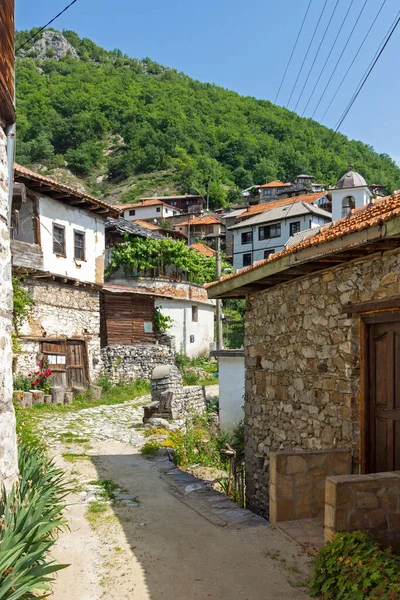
[311,0,369,120]
[293,0,341,114]
[301,0,356,117]
[274,0,313,104]
[285,0,329,109]
[321,0,388,121]
[16,0,78,52]
[334,9,400,132]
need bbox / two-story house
[230,200,331,270]
[11,164,119,388]
[174,214,225,245]
[139,194,205,214]
[118,199,181,222]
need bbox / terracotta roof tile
[238,192,326,220]
[258,180,291,188]
[190,242,216,257]
[206,193,400,290]
[14,163,120,217]
[134,219,161,230]
[178,215,222,226]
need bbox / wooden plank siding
[0,0,15,124]
[102,292,156,345]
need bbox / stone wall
[244,247,400,517]
[15,279,102,381]
[269,450,351,524]
[325,472,400,549]
[150,364,206,420]
[101,344,174,383]
[0,124,18,488]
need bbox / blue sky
[16,0,400,165]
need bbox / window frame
[241,231,253,245]
[264,249,275,259]
[191,305,198,322]
[129,209,136,216]
[258,223,281,241]
[74,230,86,261]
[289,221,301,236]
[156,207,161,213]
[53,224,66,257]
[242,252,252,267]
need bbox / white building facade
[119,200,181,222]
[230,202,331,270]
[330,169,373,221]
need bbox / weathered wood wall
[103,292,156,345]
[0,0,15,124]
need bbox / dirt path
[37,396,311,599]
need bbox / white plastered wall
[154,298,215,358]
[218,355,245,431]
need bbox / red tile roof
[258,180,291,189]
[191,242,216,257]
[14,163,120,217]
[134,219,161,230]
[178,215,222,226]
[117,198,179,211]
[238,192,326,220]
[206,193,400,290]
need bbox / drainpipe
[6,122,16,227]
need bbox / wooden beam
[343,296,400,315]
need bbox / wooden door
[66,340,87,387]
[42,340,67,387]
[367,319,400,472]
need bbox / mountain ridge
[14,29,400,208]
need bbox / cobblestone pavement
[37,396,151,448]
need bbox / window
[53,224,66,256]
[156,207,161,213]
[129,209,136,216]
[290,221,301,236]
[342,196,355,218]
[74,230,85,260]
[243,253,252,267]
[144,321,153,333]
[264,249,275,259]
[241,231,253,245]
[192,306,198,322]
[259,223,281,240]
[263,189,272,196]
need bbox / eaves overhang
[207,217,400,299]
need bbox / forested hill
[15,28,400,208]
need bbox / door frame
[40,337,89,387]
[360,310,400,473]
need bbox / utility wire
[16,0,78,52]
[293,0,341,114]
[311,0,369,119]
[334,9,400,132]
[321,0,388,120]
[274,0,313,104]
[301,0,356,117]
[285,0,329,109]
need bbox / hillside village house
[104,218,215,358]
[11,164,119,387]
[207,180,400,545]
[243,175,326,205]
[118,198,181,222]
[0,0,18,488]
[230,201,331,269]
[139,193,205,214]
[174,214,224,245]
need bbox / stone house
[0,0,18,488]
[174,215,224,246]
[11,164,119,387]
[207,191,400,528]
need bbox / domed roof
[335,167,368,190]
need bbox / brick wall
[245,247,400,517]
[270,450,351,524]
[325,472,400,549]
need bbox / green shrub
[167,413,226,469]
[140,440,163,456]
[0,441,68,598]
[309,531,400,599]
[13,373,31,392]
[96,373,113,393]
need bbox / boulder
[147,417,170,430]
